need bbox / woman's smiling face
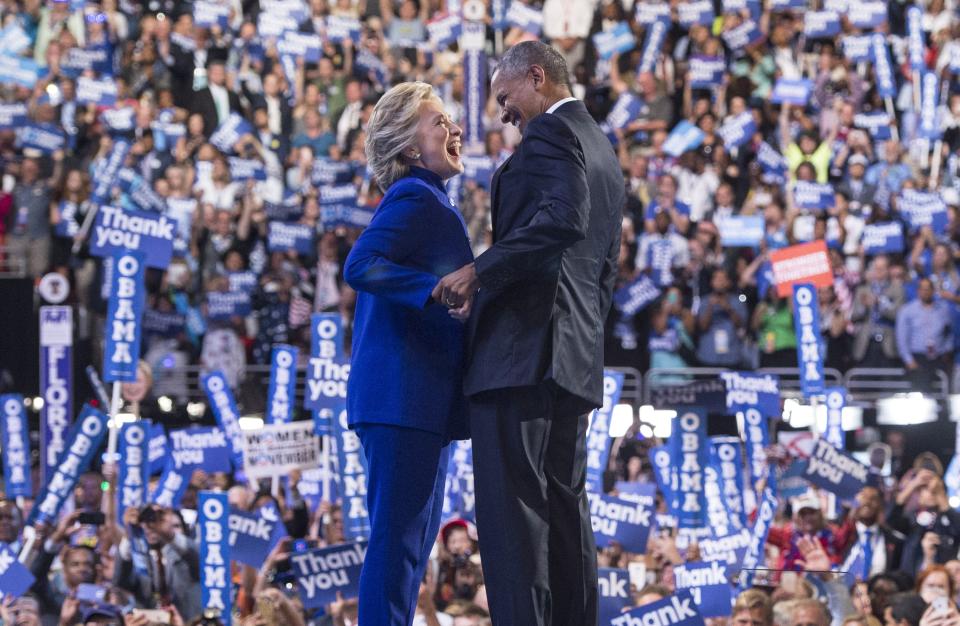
[412,98,463,181]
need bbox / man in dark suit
[190,60,243,138]
[434,41,624,626]
[835,486,904,581]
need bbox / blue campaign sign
[168,427,232,473]
[793,284,825,399]
[0,395,30,498]
[325,15,362,43]
[91,141,131,205]
[770,79,814,105]
[76,76,117,106]
[849,0,887,29]
[199,492,231,624]
[613,274,662,316]
[39,306,73,485]
[0,103,27,129]
[721,371,780,416]
[899,189,948,233]
[267,345,299,424]
[919,71,942,140]
[804,437,869,499]
[62,44,114,76]
[118,421,151,524]
[442,440,476,524]
[639,20,667,74]
[719,111,756,150]
[871,34,896,98]
[463,47,485,148]
[333,409,371,540]
[711,437,746,527]
[17,123,65,154]
[586,371,625,494]
[229,508,285,568]
[635,2,671,25]
[688,56,725,89]
[149,423,167,475]
[663,121,705,158]
[650,378,728,413]
[150,458,192,508]
[908,6,924,71]
[201,372,245,470]
[90,206,175,269]
[704,462,741,539]
[206,291,252,320]
[461,155,495,189]
[599,568,632,626]
[649,445,674,507]
[825,387,846,449]
[722,20,763,52]
[102,251,146,383]
[742,407,772,493]
[589,492,654,553]
[427,13,462,49]
[267,221,315,254]
[612,592,706,626]
[854,112,893,140]
[228,157,267,182]
[862,222,903,255]
[717,216,764,248]
[739,489,777,590]
[142,310,185,338]
[670,409,708,528]
[305,314,347,434]
[757,142,788,183]
[0,54,39,88]
[605,93,643,132]
[293,542,366,608]
[674,562,733,618]
[228,271,258,293]
[593,22,635,60]
[117,169,167,213]
[0,543,35,599]
[30,405,109,524]
[312,158,355,186]
[194,0,230,28]
[779,459,811,500]
[793,182,835,211]
[506,1,543,35]
[210,113,254,154]
[0,24,30,55]
[678,0,714,27]
[278,31,322,63]
[843,35,873,63]
[804,10,841,38]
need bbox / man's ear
[529,65,546,90]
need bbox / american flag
[288,291,312,328]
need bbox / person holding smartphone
[888,469,960,576]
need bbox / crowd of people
[1,0,960,623]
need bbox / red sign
[769,240,832,297]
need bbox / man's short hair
[789,598,830,626]
[494,41,570,88]
[734,589,773,626]
[887,592,927,626]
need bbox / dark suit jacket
[836,179,877,212]
[465,100,624,414]
[344,167,474,440]
[191,86,243,138]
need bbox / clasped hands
[433,262,480,321]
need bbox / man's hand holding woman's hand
[433,263,480,321]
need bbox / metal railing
[149,363,949,413]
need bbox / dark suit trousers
[355,424,450,626]
[469,386,598,626]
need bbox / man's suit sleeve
[343,189,440,309]
[474,115,589,291]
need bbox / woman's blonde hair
[365,81,439,191]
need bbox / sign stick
[884,97,899,142]
[931,140,945,189]
[107,382,122,462]
[322,435,331,503]
[810,395,820,438]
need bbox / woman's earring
[411,152,421,160]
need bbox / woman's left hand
[448,299,473,321]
